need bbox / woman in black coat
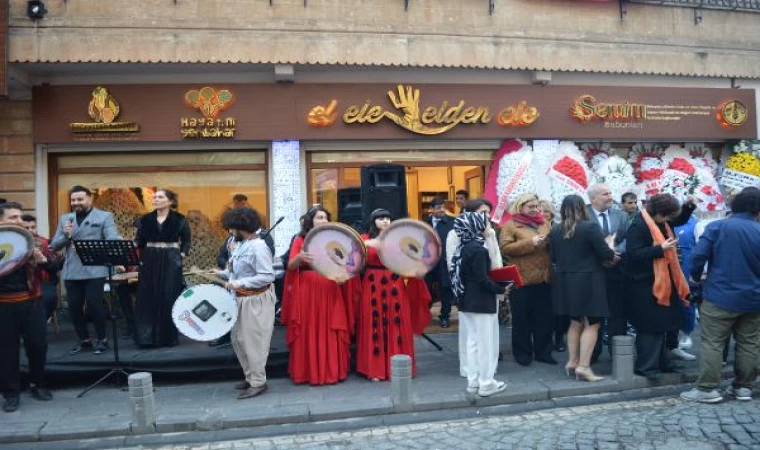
[134,189,191,348]
[626,194,695,379]
[450,212,507,397]
[550,195,616,382]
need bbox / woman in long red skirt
[357,209,431,381]
[281,206,352,385]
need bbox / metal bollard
[612,335,635,381]
[391,354,412,409]
[128,372,156,434]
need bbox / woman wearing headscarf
[550,195,616,382]
[356,209,431,381]
[446,199,503,378]
[281,206,352,385]
[627,194,696,380]
[451,212,508,397]
[499,193,554,366]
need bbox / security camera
[27,1,48,20]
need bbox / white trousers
[459,298,500,378]
[231,287,276,388]
[459,311,500,389]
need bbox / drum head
[377,219,441,277]
[172,284,238,342]
[0,225,35,278]
[303,223,366,282]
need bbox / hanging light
[27,1,48,20]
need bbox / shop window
[54,151,267,271]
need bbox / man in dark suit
[586,184,629,362]
[425,197,455,328]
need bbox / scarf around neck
[640,210,690,307]
[450,212,488,301]
[512,212,545,229]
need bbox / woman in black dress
[550,195,616,382]
[134,189,191,347]
[626,194,695,379]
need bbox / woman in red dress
[281,206,352,385]
[357,209,431,381]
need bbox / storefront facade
[30,81,756,258]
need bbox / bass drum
[172,284,238,342]
[0,225,35,278]
[377,219,441,277]
[303,223,366,282]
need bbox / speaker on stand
[360,164,408,227]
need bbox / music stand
[72,239,139,398]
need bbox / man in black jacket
[425,198,455,328]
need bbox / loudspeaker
[337,187,364,232]
[361,164,408,223]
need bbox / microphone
[259,216,285,238]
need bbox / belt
[235,284,271,297]
[146,242,180,248]
[0,291,36,303]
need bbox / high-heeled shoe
[564,363,577,377]
[575,366,604,382]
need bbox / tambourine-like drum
[377,219,441,277]
[303,223,366,282]
[0,225,35,278]
[172,284,238,342]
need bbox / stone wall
[0,99,34,213]
[6,0,760,78]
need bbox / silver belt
[146,242,180,248]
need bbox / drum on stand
[377,219,441,277]
[303,223,366,282]
[172,284,237,342]
[0,225,35,278]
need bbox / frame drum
[303,223,366,282]
[377,219,441,277]
[0,225,35,278]
[172,284,238,342]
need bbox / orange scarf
[640,210,690,307]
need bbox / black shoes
[69,340,93,355]
[440,318,450,328]
[234,381,251,390]
[553,335,567,352]
[2,396,19,413]
[535,355,558,365]
[30,387,53,401]
[515,356,532,367]
[93,339,109,355]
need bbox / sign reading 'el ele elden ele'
[33,84,757,143]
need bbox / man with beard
[216,207,276,399]
[51,186,121,355]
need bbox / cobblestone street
[114,397,760,450]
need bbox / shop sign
[181,87,236,139]
[69,87,140,134]
[571,94,748,129]
[307,85,539,135]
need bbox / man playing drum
[216,207,276,399]
[0,202,57,412]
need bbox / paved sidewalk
[0,330,738,446]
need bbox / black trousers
[510,283,554,363]
[426,278,454,321]
[635,331,671,375]
[116,284,136,333]
[0,299,47,397]
[66,278,107,341]
[41,281,58,321]
[593,278,627,361]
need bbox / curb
[0,377,710,450]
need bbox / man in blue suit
[51,186,122,355]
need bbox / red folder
[489,265,524,288]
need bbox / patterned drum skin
[172,284,238,342]
[0,225,35,278]
[377,219,441,278]
[303,223,366,282]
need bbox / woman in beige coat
[499,193,555,366]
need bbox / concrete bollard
[128,372,156,434]
[391,354,412,409]
[612,335,635,381]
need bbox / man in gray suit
[586,184,629,362]
[51,186,122,355]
